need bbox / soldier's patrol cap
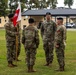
[28,18,35,23]
[8,13,14,18]
[57,17,63,20]
[46,12,51,15]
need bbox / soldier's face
[46,15,51,21]
[57,20,63,25]
[10,17,13,21]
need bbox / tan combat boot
[30,65,36,72]
[27,65,31,73]
[8,61,17,67]
[55,66,64,71]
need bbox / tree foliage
[64,0,74,8]
[0,0,8,17]
[0,0,75,17]
[46,0,57,9]
[24,0,57,9]
[9,0,27,13]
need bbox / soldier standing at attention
[40,12,56,66]
[4,14,19,67]
[55,17,66,71]
[22,18,39,72]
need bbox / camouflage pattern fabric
[6,41,16,62]
[22,25,39,66]
[25,48,36,66]
[5,20,17,62]
[40,20,56,64]
[55,25,66,67]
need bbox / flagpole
[15,1,21,64]
[16,26,18,63]
[12,1,21,64]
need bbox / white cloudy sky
[57,0,76,8]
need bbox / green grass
[0,30,76,75]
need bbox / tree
[64,0,74,8]
[9,0,18,13]
[25,0,48,9]
[47,0,57,9]
[9,0,27,13]
[25,0,39,10]
[0,0,8,17]
[8,0,58,12]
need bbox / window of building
[0,18,1,23]
[5,20,7,22]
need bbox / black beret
[57,17,63,20]
[28,18,34,23]
[46,12,51,15]
[8,13,14,18]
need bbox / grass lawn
[0,29,76,75]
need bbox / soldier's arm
[35,30,39,48]
[4,23,17,36]
[55,28,62,46]
[22,30,25,45]
[40,22,44,38]
[56,27,66,45]
[62,27,67,45]
[53,22,57,34]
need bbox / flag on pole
[12,2,21,27]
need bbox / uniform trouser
[25,48,36,66]
[43,41,54,64]
[55,45,65,67]
[6,41,16,62]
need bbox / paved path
[67,28,76,31]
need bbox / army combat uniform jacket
[4,20,17,62]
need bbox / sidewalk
[67,28,76,31]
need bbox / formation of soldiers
[4,12,66,73]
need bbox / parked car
[73,25,76,28]
[64,22,75,28]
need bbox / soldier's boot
[44,59,50,66]
[49,61,52,66]
[30,65,36,72]
[8,61,17,67]
[44,63,49,66]
[27,66,31,73]
[12,63,17,67]
[55,66,64,71]
[44,61,49,66]
[8,61,13,67]
[60,66,64,71]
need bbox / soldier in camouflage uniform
[5,14,18,67]
[55,17,66,71]
[40,12,56,66]
[22,18,39,72]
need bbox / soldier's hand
[55,44,59,48]
[15,32,19,35]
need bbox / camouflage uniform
[22,25,39,66]
[5,20,17,63]
[55,25,66,68]
[41,20,56,64]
